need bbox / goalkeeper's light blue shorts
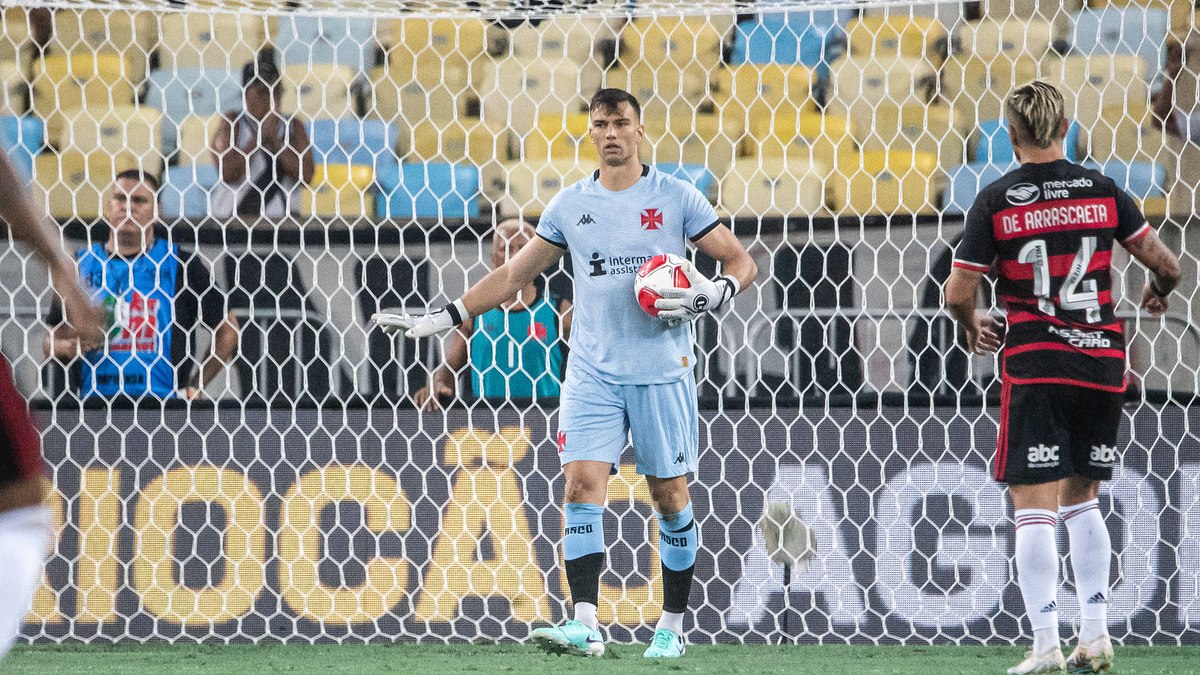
[556,365,699,478]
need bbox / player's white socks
[1060,499,1110,644]
[657,611,685,635]
[0,505,51,661]
[1014,509,1060,653]
[573,602,599,630]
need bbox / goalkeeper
[375,88,756,659]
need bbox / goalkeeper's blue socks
[563,502,605,629]
[655,501,698,635]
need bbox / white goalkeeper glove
[371,299,469,338]
[654,262,740,327]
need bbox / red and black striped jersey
[953,159,1151,391]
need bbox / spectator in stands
[1153,40,1191,142]
[413,219,572,409]
[211,50,313,219]
[43,169,240,400]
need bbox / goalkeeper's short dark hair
[590,88,641,120]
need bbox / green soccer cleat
[530,619,606,657]
[643,628,686,658]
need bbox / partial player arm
[654,224,758,325]
[414,320,471,410]
[373,237,565,338]
[1123,228,1181,317]
[944,268,1001,355]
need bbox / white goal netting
[1,0,1198,647]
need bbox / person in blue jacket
[43,169,240,400]
[413,219,572,409]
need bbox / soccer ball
[635,253,691,318]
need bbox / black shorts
[993,382,1124,485]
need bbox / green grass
[6,643,1200,674]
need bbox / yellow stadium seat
[828,149,942,216]
[157,12,268,71]
[621,16,728,68]
[1083,103,1167,163]
[1045,55,1149,121]
[281,64,357,120]
[846,16,947,62]
[713,64,816,122]
[31,53,136,118]
[176,113,223,166]
[826,57,935,127]
[368,63,472,126]
[46,106,164,174]
[956,18,1054,59]
[940,54,1042,131]
[478,57,588,138]
[606,60,711,108]
[406,119,513,165]
[493,159,590,218]
[748,112,856,171]
[300,164,375,219]
[856,103,965,168]
[719,156,828,218]
[523,112,597,163]
[508,16,616,63]
[0,60,25,115]
[0,9,34,74]
[643,111,742,176]
[383,18,490,84]
[981,0,1083,37]
[49,9,155,83]
[33,150,141,220]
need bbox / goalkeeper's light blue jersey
[536,164,720,385]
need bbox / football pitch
[7,643,1200,674]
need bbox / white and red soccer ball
[635,253,691,318]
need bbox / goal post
[0,0,1197,647]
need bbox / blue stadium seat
[973,118,1080,164]
[308,118,400,167]
[1085,160,1166,200]
[277,15,377,74]
[1071,7,1168,82]
[376,162,480,219]
[161,164,220,220]
[730,10,850,75]
[0,116,44,182]
[942,162,1020,215]
[656,163,716,200]
[145,68,242,156]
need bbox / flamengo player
[0,151,103,660]
[373,89,756,658]
[945,81,1181,674]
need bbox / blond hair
[1004,80,1066,149]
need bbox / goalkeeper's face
[589,102,643,168]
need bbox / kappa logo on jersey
[577,213,595,227]
[1027,443,1060,467]
[1090,444,1117,465]
[1049,326,1112,349]
[640,208,664,230]
[1006,183,1040,206]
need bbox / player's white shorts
[556,365,699,478]
[0,504,50,660]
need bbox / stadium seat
[845,15,947,62]
[955,18,1054,59]
[385,17,488,63]
[48,9,155,84]
[46,105,164,175]
[281,64,358,120]
[621,15,730,68]
[857,103,965,168]
[1045,55,1149,121]
[406,119,512,166]
[523,112,596,163]
[0,114,43,181]
[145,68,241,156]
[276,15,378,75]
[368,63,472,127]
[506,15,615,63]
[0,9,33,68]
[730,10,850,74]
[478,57,588,139]
[656,162,717,201]
[825,57,936,132]
[308,118,400,167]
[176,113,222,166]
[719,156,828,217]
[0,60,25,116]
[376,161,480,219]
[1070,7,1168,82]
[1083,103,1167,163]
[161,164,221,220]
[300,164,375,219]
[972,118,1081,164]
[748,111,856,170]
[828,149,942,216]
[493,159,588,217]
[33,150,140,220]
[942,161,1020,215]
[940,54,1042,131]
[712,64,817,122]
[157,13,268,71]
[643,111,742,176]
[31,53,137,119]
[1085,159,1167,201]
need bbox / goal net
[1,0,1197,647]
